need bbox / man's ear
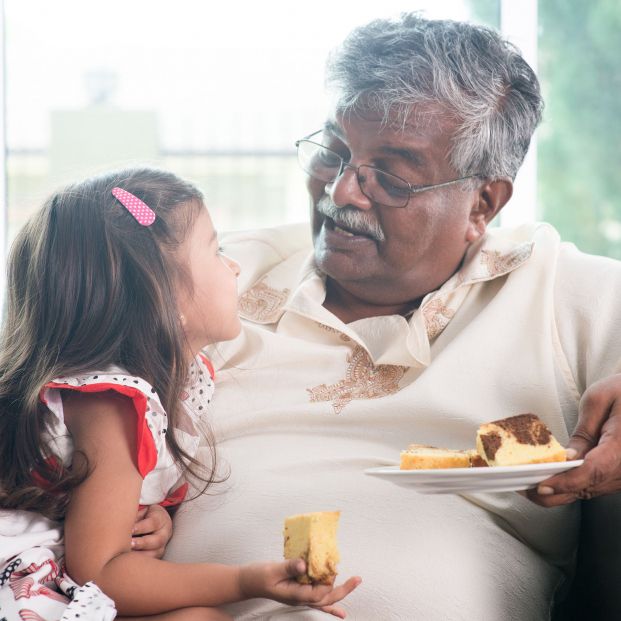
[466,179,513,242]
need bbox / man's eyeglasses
[295,130,482,209]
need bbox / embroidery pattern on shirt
[480,246,532,278]
[422,297,456,341]
[315,323,352,341]
[238,277,290,323]
[307,344,407,414]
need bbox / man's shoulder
[494,222,620,271]
[221,223,313,292]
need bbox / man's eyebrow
[380,146,426,167]
[323,121,425,166]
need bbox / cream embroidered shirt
[166,222,621,621]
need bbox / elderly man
[166,14,621,620]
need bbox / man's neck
[323,278,423,324]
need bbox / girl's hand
[239,559,361,619]
[131,504,173,558]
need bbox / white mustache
[317,196,385,242]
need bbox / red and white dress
[0,355,215,621]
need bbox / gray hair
[325,14,543,180]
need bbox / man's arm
[529,373,621,506]
[529,244,621,506]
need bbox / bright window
[2,0,618,265]
[2,0,497,242]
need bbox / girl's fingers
[134,506,148,523]
[312,577,362,607]
[288,577,361,607]
[282,558,306,579]
[131,532,165,551]
[314,604,347,619]
[132,517,154,536]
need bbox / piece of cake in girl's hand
[284,511,340,585]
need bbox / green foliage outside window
[538,0,621,258]
[470,0,620,259]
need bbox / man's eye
[377,173,410,197]
[316,148,341,168]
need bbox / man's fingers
[526,487,578,507]
[528,443,621,507]
[569,377,620,458]
[566,434,595,460]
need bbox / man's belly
[166,432,570,621]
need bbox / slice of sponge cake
[400,444,471,470]
[284,511,340,585]
[476,413,566,466]
[466,448,489,468]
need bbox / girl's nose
[225,255,241,277]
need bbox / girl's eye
[217,246,224,255]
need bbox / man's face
[308,105,483,305]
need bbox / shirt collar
[238,226,534,366]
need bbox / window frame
[0,0,7,310]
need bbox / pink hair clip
[111,187,156,226]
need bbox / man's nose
[326,164,373,210]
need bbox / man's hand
[528,374,621,507]
[131,504,173,558]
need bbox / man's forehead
[323,109,455,162]
[325,106,454,140]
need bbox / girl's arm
[63,392,360,617]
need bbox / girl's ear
[466,179,513,242]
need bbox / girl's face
[177,205,241,353]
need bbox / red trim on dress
[138,482,189,511]
[198,353,215,379]
[43,382,158,479]
[160,482,189,506]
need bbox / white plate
[364,460,584,494]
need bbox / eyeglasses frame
[295,129,483,208]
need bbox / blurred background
[1,0,620,261]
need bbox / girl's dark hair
[0,167,218,520]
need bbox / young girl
[0,168,361,620]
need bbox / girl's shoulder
[40,367,168,474]
[41,366,167,428]
[39,357,214,464]
[43,366,160,402]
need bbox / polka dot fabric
[0,548,116,621]
[111,187,156,226]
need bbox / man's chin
[313,244,371,283]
